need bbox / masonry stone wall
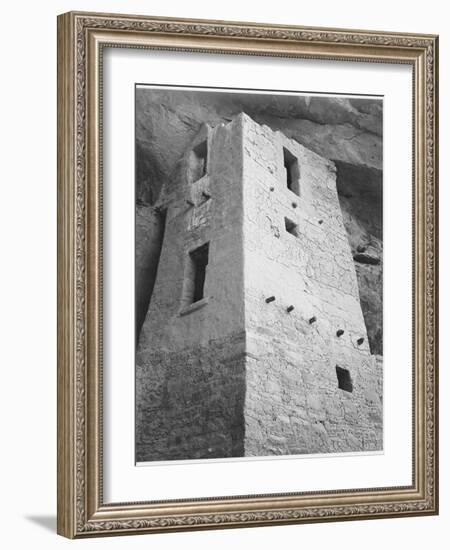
[136,112,382,462]
[241,114,382,454]
[136,117,247,461]
[136,333,247,461]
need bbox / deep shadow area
[25,515,56,533]
[135,207,167,344]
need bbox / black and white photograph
[135,86,383,463]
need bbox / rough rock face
[136,89,383,353]
[335,161,383,355]
[135,206,166,341]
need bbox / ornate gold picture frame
[57,11,438,538]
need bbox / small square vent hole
[336,366,353,393]
[285,217,299,238]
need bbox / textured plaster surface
[241,115,382,455]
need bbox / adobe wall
[136,117,248,461]
[240,114,382,455]
[136,332,247,461]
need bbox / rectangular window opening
[336,366,353,393]
[189,140,208,183]
[285,217,299,238]
[187,243,209,304]
[283,147,300,196]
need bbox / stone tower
[136,113,382,462]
